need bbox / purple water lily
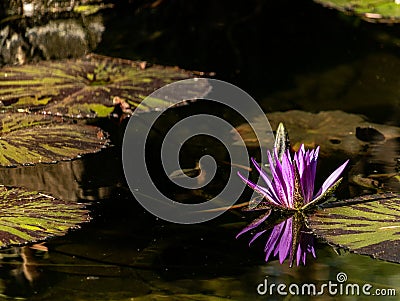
[238,144,349,211]
[237,139,349,266]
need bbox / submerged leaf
[308,193,400,263]
[0,54,210,118]
[0,186,89,248]
[0,113,108,166]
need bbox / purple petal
[313,146,320,161]
[280,150,295,207]
[250,158,280,203]
[249,230,267,245]
[264,221,285,262]
[295,144,306,176]
[296,145,320,203]
[296,245,303,266]
[277,218,293,263]
[268,151,290,207]
[304,160,317,202]
[237,172,281,206]
[267,151,287,207]
[314,159,349,198]
[236,210,271,238]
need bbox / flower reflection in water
[237,212,315,267]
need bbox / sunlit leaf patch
[0,186,89,248]
[0,113,108,167]
[308,193,400,263]
[0,54,209,118]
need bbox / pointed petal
[277,218,293,263]
[264,221,285,262]
[251,158,280,202]
[236,210,271,238]
[269,151,290,207]
[280,149,295,207]
[267,151,287,207]
[296,243,304,266]
[315,159,349,198]
[296,144,306,176]
[314,146,320,161]
[237,172,281,207]
[302,178,343,210]
[296,145,319,203]
[249,230,267,245]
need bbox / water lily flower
[236,124,349,266]
[238,144,349,211]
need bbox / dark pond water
[0,0,400,300]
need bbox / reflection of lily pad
[314,0,400,23]
[0,113,108,166]
[348,137,400,193]
[0,54,207,118]
[0,186,89,248]
[308,193,400,263]
[0,152,122,202]
[234,110,400,156]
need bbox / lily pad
[0,54,209,118]
[0,185,89,248]
[314,0,400,23]
[234,110,400,157]
[0,113,108,166]
[308,193,400,263]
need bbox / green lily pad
[234,110,400,157]
[0,54,207,118]
[0,113,108,166]
[0,185,89,248]
[307,193,400,263]
[314,0,400,23]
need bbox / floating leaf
[234,110,400,157]
[0,113,108,166]
[0,185,89,248]
[0,54,209,118]
[314,0,400,23]
[307,193,400,263]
